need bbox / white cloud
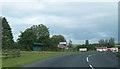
[13,33,21,42]
[1,0,35,2]
[0,0,119,2]
[2,1,45,11]
[38,0,119,2]
[1,1,117,44]
[62,34,83,44]
[83,13,110,20]
[5,16,44,26]
[23,17,45,25]
[97,32,108,37]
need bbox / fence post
[3,49,21,58]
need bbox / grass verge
[116,53,120,58]
[2,51,78,67]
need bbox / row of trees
[1,17,117,51]
[17,24,50,51]
[76,38,115,51]
[98,38,115,48]
[2,17,66,51]
[17,25,66,51]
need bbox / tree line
[76,38,116,51]
[98,38,115,48]
[1,17,117,51]
[1,17,66,51]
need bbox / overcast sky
[1,0,119,44]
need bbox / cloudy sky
[1,0,119,44]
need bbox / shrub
[116,53,120,58]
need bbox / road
[24,52,119,69]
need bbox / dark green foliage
[98,39,105,47]
[17,24,51,51]
[2,17,14,49]
[51,35,66,51]
[17,24,67,51]
[108,37,115,47]
[116,53,120,58]
[0,17,2,51]
[31,24,50,43]
[68,40,72,48]
[31,24,50,51]
[104,39,109,47]
[17,28,36,51]
[84,40,93,51]
[85,40,89,45]
[98,37,115,48]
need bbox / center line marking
[89,65,94,69]
[87,54,95,69]
[87,57,89,62]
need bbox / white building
[58,42,67,49]
[96,47,118,52]
[79,48,87,52]
[107,48,118,52]
[96,47,107,52]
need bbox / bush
[116,53,120,58]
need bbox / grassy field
[0,52,2,68]
[2,51,78,67]
[116,53,120,58]
[0,57,2,68]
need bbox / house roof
[59,42,67,44]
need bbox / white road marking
[87,54,95,69]
[87,53,106,69]
[87,57,89,62]
[89,65,94,69]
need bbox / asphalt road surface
[24,52,119,69]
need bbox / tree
[17,24,50,51]
[68,40,72,48]
[104,39,108,47]
[2,17,14,49]
[31,24,50,50]
[85,40,89,45]
[51,35,66,51]
[0,17,2,51]
[17,28,36,51]
[99,39,105,47]
[98,37,115,48]
[31,24,50,43]
[108,37,115,48]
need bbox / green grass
[115,44,120,49]
[2,51,78,67]
[0,52,2,68]
[0,57,2,68]
[116,53,120,58]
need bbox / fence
[2,49,20,58]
